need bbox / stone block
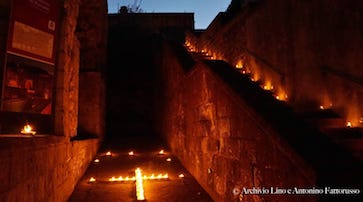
[0,156,10,193]
[217,117,231,137]
[220,138,242,159]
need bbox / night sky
[108,0,231,29]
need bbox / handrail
[323,65,363,86]
[244,48,285,76]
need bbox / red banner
[7,0,60,65]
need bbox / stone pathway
[68,142,213,202]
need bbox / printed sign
[7,0,60,65]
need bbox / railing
[244,48,285,77]
[322,65,363,86]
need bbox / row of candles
[184,42,289,102]
[185,42,363,128]
[88,149,185,201]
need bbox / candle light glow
[20,124,36,135]
[89,177,96,183]
[135,168,145,201]
[346,121,352,128]
[108,173,168,182]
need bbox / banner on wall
[7,0,60,65]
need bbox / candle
[20,124,36,135]
[135,168,145,200]
[89,177,96,183]
[158,150,165,155]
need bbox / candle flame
[235,60,243,69]
[94,159,100,163]
[166,158,172,162]
[346,121,352,128]
[20,124,36,135]
[178,174,185,178]
[109,176,116,182]
[158,150,165,155]
[135,168,145,201]
[108,173,169,182]
[89,177,96,182]
[128,151,134,156]
[106,151,112,156]
[275,93,288,101]
[263,85,274,91]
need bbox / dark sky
[108,0,231,29]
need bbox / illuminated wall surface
[187,0,363,128]
[156,1,363,201]
[0,0,106,201]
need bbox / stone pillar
[54,0,80,137]
[76,0,107,138]
[78,72,105,137]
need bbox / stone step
[323,127,363,160]
[298,109,346,131]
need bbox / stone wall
[189,0,363,126]
[77,0,107,138]
[0,137,100,201]
[55,0,107,138]
[54,0,81,137]
[0,0,106,201]
[155,42,320,202]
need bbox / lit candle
[166,158,172,162]
[106,151,112,156]
[158,150,165,155]
[135,168,145,201]
[20,124,36,135]
[128,151,134,156]
[178,174,185,178]
[346,122,352,128]
[94,159,100,163]
[89,177,96,183]
[109,176,116,182]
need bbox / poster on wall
[2,0,60,114]
[7,0,60,65]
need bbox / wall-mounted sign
[7,0,60,65]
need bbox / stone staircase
[185,43,363,164]
[180,43,363,191]
[299,108,363,161]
